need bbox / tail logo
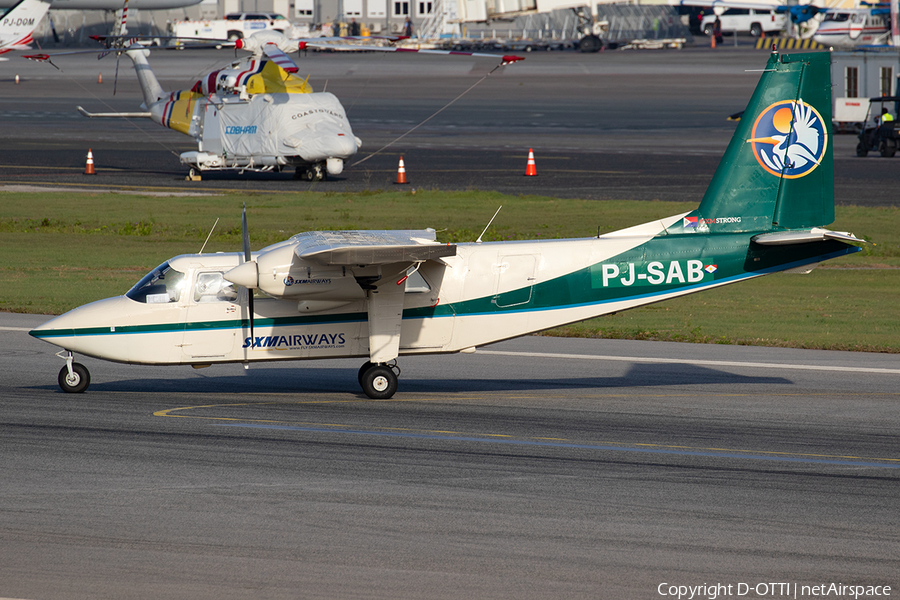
[747,99,827,179]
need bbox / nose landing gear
[57,351,90,393]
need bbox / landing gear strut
[358,361,399,399]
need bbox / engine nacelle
[254,245,366,301]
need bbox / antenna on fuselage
[199,218,219,254]
[476,205,502,244]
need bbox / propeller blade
[242,203,251,262]
[248,291,255,342]
[113,53,120,95]
[241,203,254,340]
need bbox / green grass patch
[2,189,897,351]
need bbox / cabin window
[880,67,894,97]
[194,272,238,303]
[846,67,859,98]
[126,262,186,304]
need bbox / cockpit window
[126,262,186,304]
[194,271,238,303]
[825,13,849,22]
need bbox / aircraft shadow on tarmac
[31,361,791,396]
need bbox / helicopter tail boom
[124,46,166,108]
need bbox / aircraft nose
[298,125,359,163]
[30,296,131,347]
[321,132,359,158]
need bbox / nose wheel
[359,362,399,399]
[57,359,90,393]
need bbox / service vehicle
[169,12,293,42]
[700,7,785,37]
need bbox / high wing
[294,230,457,265]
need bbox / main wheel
[578,34,602,53]
[357,361,373,386]
[360,364,398,400]
[58,363,90,393]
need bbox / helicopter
[25,28,523,181]
[31,51,864,399]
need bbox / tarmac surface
[2,46,899,599]
[3,312,900,599]
[0,47,897,204]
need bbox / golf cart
[856,96,900,157]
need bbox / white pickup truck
[169,12,293,42]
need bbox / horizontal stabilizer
[78,106,152,118]
[752,228,865,245]
[293,230,457,266]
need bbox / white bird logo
[747,99,826,178]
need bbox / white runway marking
[479,350,900,375]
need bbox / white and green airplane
[31,51,864,399]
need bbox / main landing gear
[295,162,326,182]
[57,351,90,393]
[357,361,399,400]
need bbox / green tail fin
[683,51,833,235]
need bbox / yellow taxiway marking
[154,400,900,466]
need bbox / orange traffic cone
[525,148,537,176]
[710,33,716,49]
[84,149,95,175]
[395,156,408,184]
[98,72,103,84]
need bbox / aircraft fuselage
[31,213,858,367]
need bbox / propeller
[241,203,255,342]
[223,204,259,342]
